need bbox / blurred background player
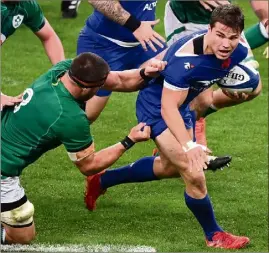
[164,0,268,149]
[61,0,81,18]
[1,0,65,104]
[77,0,166,123]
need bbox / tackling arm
[73,123,150,176]
[104,59,167,92]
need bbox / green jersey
[170,0,231,24]
[1,0,45,44]
[1,60,93,177]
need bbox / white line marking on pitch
[1,243,156,252]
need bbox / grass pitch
[1,0,268,252]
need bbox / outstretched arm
[104,59,167,92]
[73,123,151,176]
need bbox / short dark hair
[210,4,244,33]
[70,52,110,84]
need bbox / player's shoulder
[20,0,40,9]
[164,31,207,62]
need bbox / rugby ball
[217,63,260,94]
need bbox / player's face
[209,22,241,60]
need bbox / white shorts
[1,177,34,227]
[164,1,208,47]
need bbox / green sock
[245,23,268,50]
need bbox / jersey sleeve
[53,111,93,153]
[161,54,198,91]
[23,1,45,32]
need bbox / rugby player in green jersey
[1,0,65,107]
[0,52,166,244]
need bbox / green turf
[1,0,268,252]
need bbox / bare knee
[180,166,207,197]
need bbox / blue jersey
[86,0,157,42]
[139,31,248,111]
[136,30,248,139]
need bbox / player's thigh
[190,87,213,117]
[155,128,205,184]
[154,128,188,172]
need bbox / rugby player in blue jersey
[77,0,166,123]
[85,5,262,249]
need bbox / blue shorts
[77,26,166,97]
[136,93,196,140]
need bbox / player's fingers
[234,91,239,99]
[153,31,166,43]
[143,126,151,136]
[11,97,23,103]
[217,0,230,6]
[199,1,212,11]
[140,40,148,51]
[206,1,220,8]
[241,93,248,100]
[150,36,164,49]
[149,19,160,26]
[16,93,24,99]
[136,122,147,131]
[5,101,15,106]
[146,40,157,52]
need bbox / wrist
[124,15,141,32]
[140,68,153,83]
[120,136,135,150]
[182,140,198,152]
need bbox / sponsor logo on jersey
[143,1,157,11]
[12,15,24,29]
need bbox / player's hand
[144,59,167,78]
[1,93,23,110]
[199,0,230,12]
[128,122,151,143]
[183,144,208,172]
[222,89,249,101]
[133,19,166,52]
